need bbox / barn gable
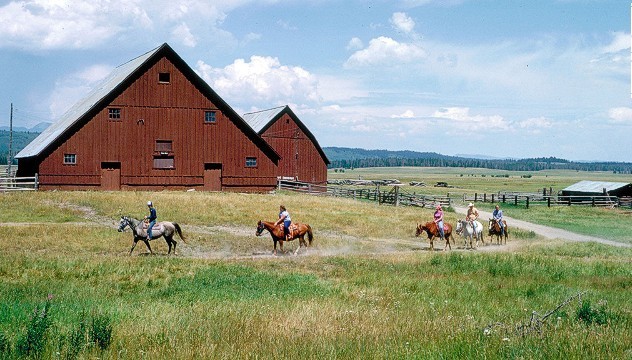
[16,43,280,191]
[243,105,329,184]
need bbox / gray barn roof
[16,46,160,159]
[562,180,631,193]
[242,106,286,133]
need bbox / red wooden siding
[36,56,277,191]
[261,113,327,184]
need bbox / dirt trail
[453,206,631,248]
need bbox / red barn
[243,106,329,184]
[15,43,280,191]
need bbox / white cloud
[49,64,113,119]
[391,110,416,118]
[346,37,364,51]
[390,12,415,34]
[345,36,426,67]
[196,56,321,107]
[0,0,151,49]
[608,107,632,123]
[601,32,630,54]
[432,107,508,131]
[172,23,197,47]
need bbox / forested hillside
[324,146,632,173]
[0,130,39,164]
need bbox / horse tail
[173,223,187,243]
[306,224,314,245]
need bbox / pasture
[1,168,631,359]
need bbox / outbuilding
[560,180,632,198]
[243,106,329,184]
[15,43,280,191]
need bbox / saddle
[142,220,164,233]
[278,222,298,238]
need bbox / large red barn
[243,106,329,184]
[15,43,280,191]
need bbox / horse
[256,220,313,255]
[415,221,452,251]
[118,216,186,255]
[455,219,484,249]
[488,218,508,245]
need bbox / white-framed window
[63,153,77,164]
[245,157,257,167]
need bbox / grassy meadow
[0,168,631,359]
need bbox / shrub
[16,294,54,358]
[90,312,113,350]
[576,299,615,326]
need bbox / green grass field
[0,169,631,359]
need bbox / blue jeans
[148,220,156,239]
[437,220,445,239]
[283,220,291,238]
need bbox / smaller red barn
[243,106,329,184]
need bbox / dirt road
[453,206,631,248]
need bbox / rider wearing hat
[145,201,157,240]
[492,204,505,236]
[433,204,445,240]
[466,202,479,232]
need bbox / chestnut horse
[256,220,313,255]
[488,218,508,245]
[415,221,453,251]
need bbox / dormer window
[108,108,121,120]
[204,111,216,123]
[158,72,171,84]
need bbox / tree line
[324,147,632,173]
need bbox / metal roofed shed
[560,180,632,198]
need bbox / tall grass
[0,190,631,358]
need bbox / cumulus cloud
[172,23,197,47]
[432,107,508,131]
[345,36,426,67]
[346,37,364,51]
[391,110,416,118]
[601,31,630,54]
[390,12,415,34]
[608,107,632,123]
[196,56,321,107]
[49,64,113,118]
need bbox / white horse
[456,219,484,249]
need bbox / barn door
[101,162,121,190]
[204,163,222,191]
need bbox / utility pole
[7,103,13,175]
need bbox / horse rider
[274,205,292,241]
[433,204,445,241]
[145,201,157,240]
[466,202,479,232]
[492,204,505,236]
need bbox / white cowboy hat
[468,202,474,207]
[147,201,153,206]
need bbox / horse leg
[273,239,278,256]
[142,239,153,254]
[129,239,139,255]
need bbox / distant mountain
[0,122,51,133]
[323,147,632,173]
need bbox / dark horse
[415,221,453,251]
[488,218,508,245]
[118,216,186,255]
[256,220,313,255]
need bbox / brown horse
[415,221,453,251]
[488,218,508,245]
[256,220,313,255]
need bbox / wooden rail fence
[278,180,451,208]
[0,166,38,191]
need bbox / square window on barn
[158,72,171,84]
[108,108,121,120]
[155,140,173,153]
[245,157,257,168]
[153,156,174,169]
[204,111,216,123]
[63,153,76,164]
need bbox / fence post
[35,173,39,190]
[502,194,506,203]
[483,193,487,202]
[526,196,529,209]
[514,195,518,206]
[592,197,595,207]
[394,186,400,207]
[491,194,495,204]
[474,193,478,202]
[547,197,551,207]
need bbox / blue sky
[0,0,630,161]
